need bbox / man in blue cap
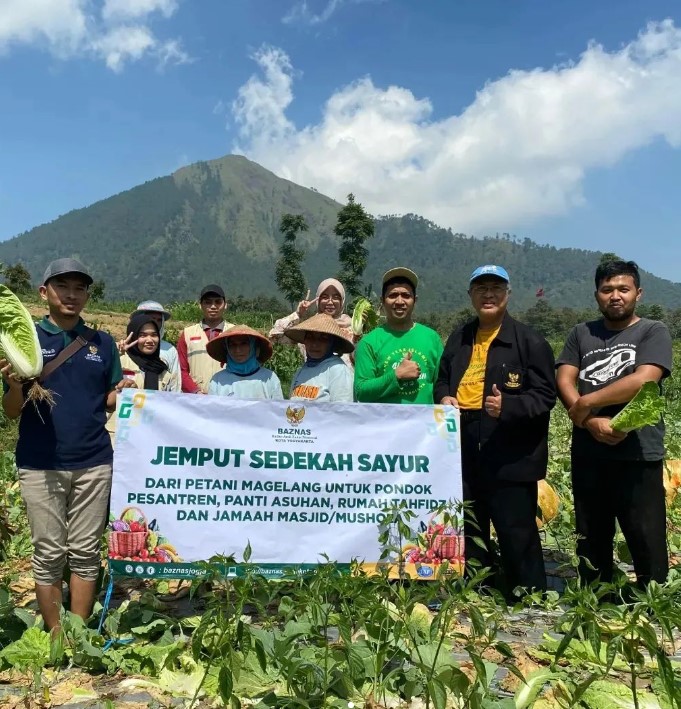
[434,265,556,600]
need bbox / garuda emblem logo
[505,372,521,389]
[285,405,306,426]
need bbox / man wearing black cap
[1,258,131,631]
[177,284,234,393]
[434,265,556,599]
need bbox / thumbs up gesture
[396,351,421,381]
[484,383,502,418]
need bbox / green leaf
[347,646,366,683]
[514,669,556,709]
[427,677,448,709]
[0,626,51,671]
[611,381,665,432]
[254,638,267,673]
[219,664,233,702]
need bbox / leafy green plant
[611,381,665,432]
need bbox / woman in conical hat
[269,278,354,368]
[206,324,283,400]
[285,314,355,403]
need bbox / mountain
[1,154,680,312]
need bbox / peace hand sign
[117,331,139,355]
[296,289,318,318]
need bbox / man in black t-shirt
[556,260,672,587]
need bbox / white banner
[109,389,463,579]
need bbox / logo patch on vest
[190,336,202,341]
[504,371,521,389]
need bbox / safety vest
[183,322,232,393]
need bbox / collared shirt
[12,317,122,470]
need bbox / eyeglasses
[318,294,342,303]
[470,284,508,296]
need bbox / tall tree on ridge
[335,194,375,302]
[275,214,308,310]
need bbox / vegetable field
[2,304,681,708]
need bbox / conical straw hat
[206,324,273,363]
[285,313,355,354]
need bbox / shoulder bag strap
[39,327,96,382]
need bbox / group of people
[0,255,672,629]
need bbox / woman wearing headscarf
[207,325,283,400]
[269,278,354,367]
[119,314,180,392]
[285,314,355,403]
[107,314,180,441]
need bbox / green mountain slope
[1,155,679,312]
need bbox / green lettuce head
[610,381,665,433]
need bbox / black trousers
[571,456,668,586]
[460,415,546,596]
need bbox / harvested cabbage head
[610,380,664,432]
[0,285,52,406]
[351,297,379,336]
[0,285,42,379]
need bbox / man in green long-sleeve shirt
[354,267,443,404]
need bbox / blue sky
[1,0,680,281]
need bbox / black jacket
[434,313,556,482]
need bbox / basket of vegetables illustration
[400,514,465,566]
[108,506,148,557]
[430,529,463,561]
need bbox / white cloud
[91,24,155,71]
[233,46,296,142]
[0,0,188,70]
[0,0,90,56]
[283,0,386,27]
[232,21,681,231]
[101,0,178,22]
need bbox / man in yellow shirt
[434,265,556,600]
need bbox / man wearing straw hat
[354,267,443,404]
[285,313,355,402]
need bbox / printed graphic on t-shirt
[382,347,430,395]
[291,384,321,400]
[579,344,636,385]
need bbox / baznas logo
[89,345,98,355]
[285,405,306,426]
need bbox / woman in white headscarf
[269,278,354,367]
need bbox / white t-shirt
[289,357,354,403]
[208,367,284,400]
